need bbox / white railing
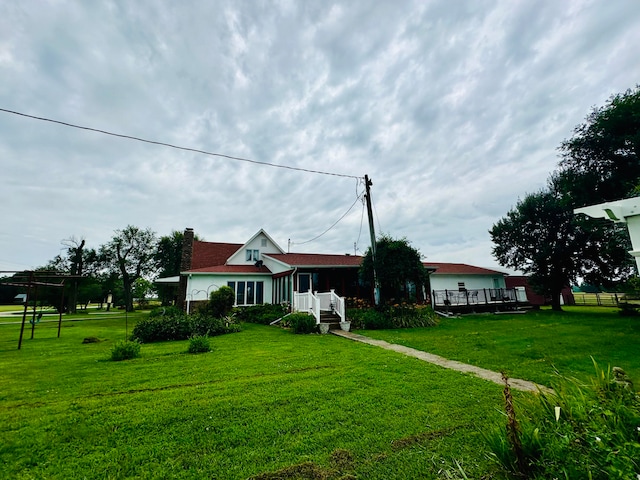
[317,289,345,321]
[293,291,320,323]
[294,289,345,324]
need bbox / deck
[431,288,527,312]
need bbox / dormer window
[246,249,260,261]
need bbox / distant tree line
[490,86,640,310]
[0,226,192,312]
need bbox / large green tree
[101,226,158,312]
[490,188,579,311]
[360,234,428,304]
[491,87,640,308]
[559,86,640,204]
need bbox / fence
[571,292,624,307]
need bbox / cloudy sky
[1,0,639,275]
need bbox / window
[261,239,267,247]
[246,249,260,261]
[236,282,245,305]
[228,281,264,305]
[256,282,264,304]
[493,278,500,289]
[458,282,466,292]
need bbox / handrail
[294,290,346,324]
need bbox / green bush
[288,313,317,334]
[234,303,288,324]
[206,286,235,318]
[190,313,241,336]
[485,361,640,479]
[132,311,192,342]
[347,308,392,329]
[110,340,141,361]
[132,310,241,343]
[347,304,438,329]
[187,335,211,353]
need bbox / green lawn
[3,307,637,478]
[359,306,640,386]
[1,315,506,479]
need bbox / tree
[133,278,155,309]
[559,86,640,204]
[490,188,578,311]
[101,226,158,312]
[360,234,428,304]
[556,87,640,284]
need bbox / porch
[432,288,527,312]
[293,289,346,325]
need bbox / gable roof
[424,262,506,276]
[227,228,285,263]
[190,241,242,270]
[264,253,362,268]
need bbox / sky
[1,0,640,275]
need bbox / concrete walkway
[331,329,552,393]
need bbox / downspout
[290,267,297,312]
[185,274,192,314]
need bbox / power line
[0,108,362,180]
[293,192,364,247]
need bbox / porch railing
[317,289,345,322]
[293,289,345,324]
[293,291,319,322]
[432,288,524,307]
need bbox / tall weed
[486,360,640,479]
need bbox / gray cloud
[1,0,639,273]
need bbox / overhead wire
[293,178,364,247]
[0,108,363,180]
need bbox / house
[175,228,365,323]
[424,262,526,310]
[505,276,574,307]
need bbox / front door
[298,273,311,293]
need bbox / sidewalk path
[331,330,552,393]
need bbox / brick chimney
[176,228,195,311]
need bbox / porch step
[319,311,342,330]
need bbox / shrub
[132,310,241,343]
[132,311,192,342]
[110,340,141,361]
[206,286,235,318]
[190,313,241,336]
[347,308,392,329]
[188,335,211,353]
[485,361,640,479]
[235,303,288,324]
[347,304,438,329]
[288,313,317,334]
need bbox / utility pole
[364,174,380,306]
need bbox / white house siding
[186,273,273,306]
[430,274,506,292]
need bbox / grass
[1,314,505,479]
[359,306,640,386]
[3,306,637,478]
